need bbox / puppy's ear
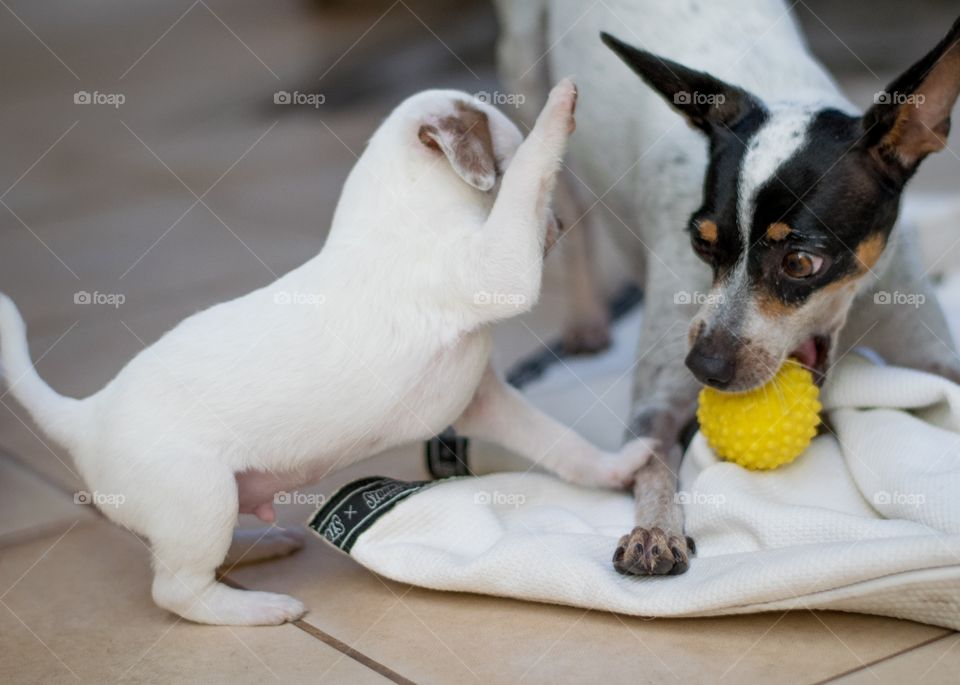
[861,17,960,180]
[418,102,497,191]
[600,32,763,136]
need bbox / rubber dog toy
[697,360,821,470]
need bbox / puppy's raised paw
[535,78,578,148]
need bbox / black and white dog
[495,0,960,575]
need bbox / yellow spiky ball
[697,360,822,470]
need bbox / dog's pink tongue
[791,338,817,369]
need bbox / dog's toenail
[613,546,625,562]
[634,543,643,555]
[651,545,660,556]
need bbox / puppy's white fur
[0,80,652,625]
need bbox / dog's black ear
[600,32,762,136]
[861,17,960,180]
[418,102,497,191]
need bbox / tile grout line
[1,444,421,685]
[292,618,418,685]
[219,574,420,685]
[812,630,957,684]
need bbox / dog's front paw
[612,526,695,576]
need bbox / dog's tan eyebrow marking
[855,233,886,271]
[697,219,718,243]
[765,222,792,241]
[755,290,796,317]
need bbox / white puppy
[0,79,652,626]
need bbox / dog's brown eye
[781,251,823,279]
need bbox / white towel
[308,353,960,629]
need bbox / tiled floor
[0,1,958,683]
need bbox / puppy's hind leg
[146,458,306,625]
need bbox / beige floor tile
[0,451,95,547]
[226,446,947,685]
[0,519,393,685]
[830,633,960,685]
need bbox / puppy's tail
[0,294,90,450]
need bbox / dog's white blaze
[736,106,816,245]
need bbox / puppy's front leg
[454,366,654,488]
[468,79,576,321]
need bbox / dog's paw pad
[613,526,692,576]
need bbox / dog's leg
[554,174,612,355]
[454,366,654,488]
[222,527,305,567]
[467,79,575,321]
[493,3,610,354]
[147,461,306,625]
[614,253,703,575]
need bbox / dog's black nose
[685,348,736,389]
